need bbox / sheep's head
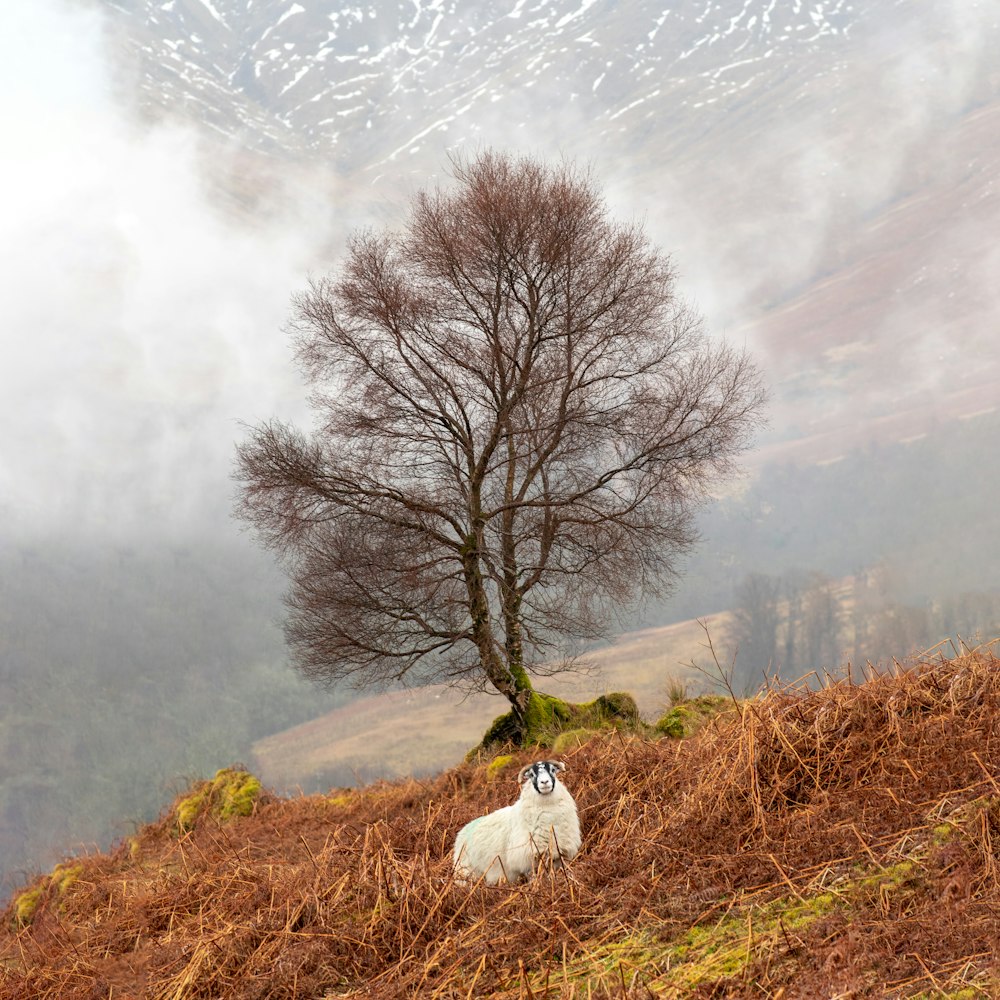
[518,760,565,795]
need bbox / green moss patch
[174,768,263,835]
[911,990,988,1000]
[486,754,515,779]
[11,862,84,928]
[660,890,841,991]
[475,709,524,752]
[523,691,575,736]
[50,863,83,896]
[591,692,640,726]
[655,694,730,739]
[474,690,644,754]
[533,854,935,996]
[550,729,593,753]
[12,887,45,929]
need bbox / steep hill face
[102,0,878,166]
[742,91,1000,460]
[95,0,1000,446]
[3,651,999,998]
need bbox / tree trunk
[499,428,534,736]
[461,531,534,736]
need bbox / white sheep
[452,760,581,885]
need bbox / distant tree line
[646,410,1000,642]
[725,563,1000,691]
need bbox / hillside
[101,0,885,165]
[4,649,1000,998]
[252,615,726,791]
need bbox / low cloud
[0,0,337,541]
[3,0,998,543]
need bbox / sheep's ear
[517,764,535,783]
[547,760,566,773]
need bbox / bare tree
[727,572,781,690]
[800,572,843,671]
[236,151,765,740]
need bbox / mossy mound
[591,691,640,726]
[11,862,84,928]
[472,687,735,760]
[654,694,731,739]
[12,887,44,929]
[473,690,642,755]
[475,708,524,751]
[173,768,263,835]
[486,754,515,779]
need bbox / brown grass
[3,649,1000,998]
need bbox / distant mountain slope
[740,92,1000,447]
[95,0,1000,443]
[102,0,878,165]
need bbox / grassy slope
[3,650,1000,999]
[252,614,728,791]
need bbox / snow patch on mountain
[97,0,880,167]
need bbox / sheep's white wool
[453,760,581,885]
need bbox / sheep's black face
[523,760,561,795]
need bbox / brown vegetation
[4,650,1000,998]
